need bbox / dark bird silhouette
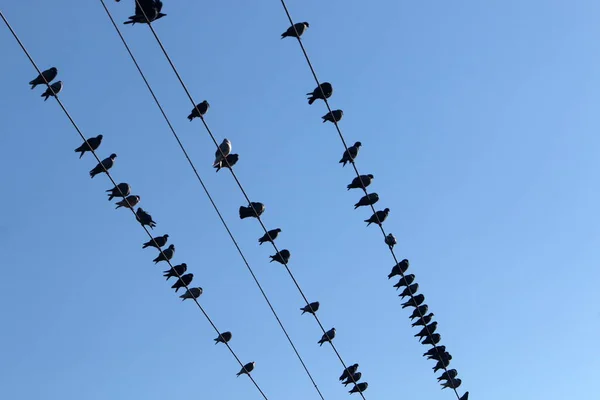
[214,331,232,345]
[142,234,169,249]
[163,263,187,280]
[388,259,409,279]
[437,368,457,382]
[401,293,425,308]
[365,208,389,226]
[269,249,290,265]
[322,109,343,123]
[433,357,451,373]
[441,378,461,390]
[41,81,63,101]
[318,328,336,346]
[339,141,361,166]
[424,346,446,359]
[74,135,103,159]
[415,321,438,342]
[428,350,452,362]
[409,304,429,320]
[300,301,320,315]
[171,273,193,292]
[180,287,202,301]
[399,283,419,299]
[343,372,362,386]
[214,153,239,172]
[106,183,131,200]
[422,333,441,346]
[124,0,166,25]
[29,67,58,89]
[347,174,373,190]
[385,233,397,248]
[115,195,140,209]
[460,392,469,400]
[354,193,379,209]
[187,100,209,121]
[412,312,434,327]
[349,382,368,394]
[281,22,309,39]
[339,364,359,381]
[136,207,156,229]
[153,244,175,264]
[236,361,255,377]
[393,273,415,289]
[213,138,232,167]
[239,202,265,219]
[307,82,333,104]
[258,228,281,245]
[89,153,116,178]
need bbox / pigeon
[347,174,373,190]
[422,333,441,346]
[412,312,434,327]
[415,322,438,341]
[153,244,175,264]
[29,67,58,89]
[388,259,409,279]
[459,392,469,400]
[180,287,202,301]
[300,301,320,315]
[136,207,156,229]
[437,368,457,382]
[339,364,359,381]
[385,233,397,248]
[214,154,239,172]
[441,378,461,390]
[106,183,131,200]
[433,357,451,373]
[354,193,379,209]
[281,22,309,39]
[365,208,390,226]
[41,81,63,101]
[213,138,232,168]
[393,274,415,289]
[171,273,193,292]
[428,350,452,362]
[343,372,362,386]
[115,195,141,209]
[424,346,446,359]
[349,382,368,394]
[269,249,290,265]
[214,331,232,345]
[239,202,265,219]
[89,154,117,178]
[401,293,425,308]
[409,304,429,320]
[124,0,166,25]
[307,82,333,105]
[399,283,419,299]
[339,142,361,166]
[322,109,343,123]
[142,234,169,249]
[163,263,187,280]
[318,328,336,346]
[74,135,103,159]
[236,362,255,377]
[187,100,209,121]
[258,228,281,245]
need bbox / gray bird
[281,22,309,39]
[415,321,438,342]
[106,183,131,200]
[213,138,232,167]
[433,357,451,373]
[339,142,361,166]
[318,327,336,346]
[136,207,156,229]
[401,293,425,308]
[214,154,239,172]
[153,244,175,264]
[188,100,209,121]
[115,195,140,209]
[365,208,389,226]
[385,233,397,248]
[307,82,333,105]
[441,378,461,390]
[339,364,359,381]
[349,382,368,394]
[422,333,441,346]
[412,312,434,327]
[29,67,58,89]
[214,331,232,345]
[269,249,290,265]
[300,301,320,315]
[347,174,373,190]
[460,392,469,400]
[236,361,255,377]
[343,372,362,386]
[41,81,62,101]
[354,193,379,209]
[258,228,281,245]
[409,304,429,320]
[171,273,193,292]
[89,153,117,178]
[393,273,415,289]
[180,287,202,301]
[437,368,457,382]
[322,109,343,123]
[163,263,187,280]
[74,135,103,159]
[399,283,419,299]
[388,259,409,279]
[239,202,265,219]
[142,234,169,249]
[124,0,166,25]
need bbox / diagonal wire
[0,9,270,400]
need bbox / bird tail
[308,96,315,105]
[365,221,372,226]
[30,83,36,89]
[187,114,193,121]
[354,204,359,209]
[214,339,220,345]
[142,243,149,248]
[124,20,134,25]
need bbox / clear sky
[1,1,599,399]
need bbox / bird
[401,293,425,308]
[115,195,141,209]
[136,208,156,229]
[163,263,187,280]
[422,333,441,346]
[213,138,232,167]
[214,331,232,345]
[153,244,175,264]
[322,109,343,123]
[239,202,265,219]
[415,321,438,342]
[269,249,290,265]
[342,372,362,386]
[388,259,409,279]
[89,154,117,178]
[74,135,103,159]
[307,82,333,105]
[236,362,255,377]
[171,273,193,292]
[142,234,169,249]
[106,183,131,200]
[412,312,434,327]
[399,283,419,299]
[318,328,336,346]
[347,174,373,190]
[29,67,58,89]
[179,287,202,301]
[124,0,166,25]
[424,346,446,359]
[393,274,415,289]
[214,154,239,172]
[385,233,397,248]
[281,22,309,39]
[365,208,390,226]
[409,304,429,320]
[354,193,379,209]
[437,368,457,382]
[349,382,368,394]
[339,142,361,166]
[339,364,359,382]
[258,228,281,245]
[41,81,63,101]
[441,378,461,390]
[428,350,451,362]
[187,100,209,121]
[433,357,451,373]
[460,392,469,400]
[300,301,320,315]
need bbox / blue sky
[1,0,599,399]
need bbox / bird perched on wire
[354,193,379,209]
[281,22,309,39]
[136,207,156,229]
[322,109,343,123]
[269,249,290,265]
[415,321,438,342]
[115,195,141,209]
[399,283,419,299]
[393,273,415,289]
[347,174,373,190]
[349,382,368,394]
[106,183,131,200]
[142,234,169,249]
[258,228,281,245]
[239,202,265,219]
[339,142,361,166]
[318,327,336,346]
[187,100,209,121]
[433,356,452,373]
[29,67,58,89]
[429,350,452,362]
[89,153,117,178]
[171,273,193,292]
[180,287,202,301]
[153,244,175,264]
[422,333,441,346]
[424,346,445,359]
[213,138,232,167]
[214,154,239,172]
[339,364,359,382]
[459,392,469,400]
[385,233,397,248]
[124,0,166,25]
[412,312,434,327]
[300,301,320,315]
[236,362,255,377]
[41,81,63,101]
[441,378,461,390]
[437,368,457,382]
[163,263,187,280]
[409,304,429,320]
[388,259,409,279]
[214,331,232,345]
[402,293,425,308]
[74,135,103,159]
[307,82,333,104]
[365,208,390,226]
[342,372,362,386]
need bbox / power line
[0,9,270,400]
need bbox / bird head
[354,141,362,147]
[368,174,374,178]
[384,208,390,213]
[164,234,169,239]
[110,153,117,159]
[181,263,187,267]
[156,13,167,19]
[276,228,282,233]
[169,244,175,250]
[97,134,104,140]
[303,22,310,27]
[50,67,58,73]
